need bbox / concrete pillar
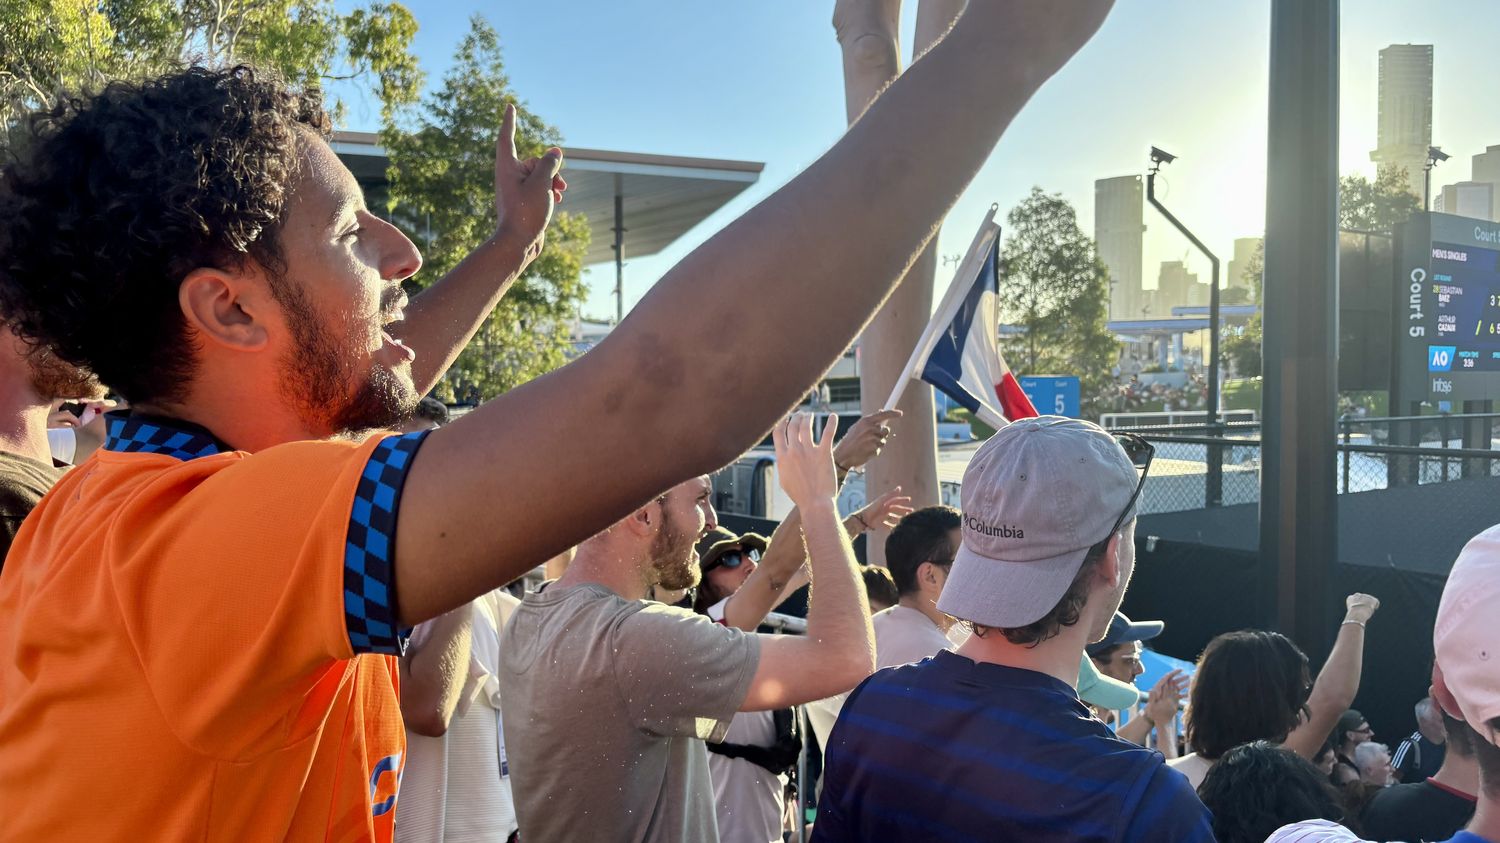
[834,0,963,564]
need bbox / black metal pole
[1146,171,1223,506]
[613,175,626,324]
[1260,0,1340,651]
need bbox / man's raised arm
[394,1,1116,625]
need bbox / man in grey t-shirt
[501,414,877,842]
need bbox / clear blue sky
[333,1,1500,320]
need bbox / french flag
[886,210,1037,429]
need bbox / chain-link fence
[1112,415,1500,572]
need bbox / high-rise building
[1434,182,1495,220]
[1471,145,1500,221]
[1226,237,1263,299]
[1370,44,1433,199]
[1156,260,1206,312]
[1095,175,1146,321]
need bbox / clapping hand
[1143,668,1188,727]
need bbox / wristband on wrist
[1342,618,1366,629]
[853,513,870,533]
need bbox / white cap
[937,417,1137,629]
[1263,820,1372,843]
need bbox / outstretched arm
[741,414,874,709]
[1284,593,1380,758]
[394,1,1116,625]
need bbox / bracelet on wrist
[1341,619,1366,629]
[853,513,870,533]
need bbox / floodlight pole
[1146,166,1223,506]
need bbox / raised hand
[774,413,839,510]
[494,103,567,262]
[1144,669,1188,727]
[832,409,902,472]
[847,487,913,535]
[1344,593,1380,625]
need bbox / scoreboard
[1393,213,1500,409]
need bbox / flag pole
[883,205,1002,412]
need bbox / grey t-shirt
[500,583,762,843]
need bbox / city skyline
[327,1,1500,321]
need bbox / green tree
[381,16,589,402]
[1,0,422,132]
[1220,164,1417,379]
[1219,240,1263,378]
[1339,164,1422,233]
[998,187,1117,418]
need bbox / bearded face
[272,276,418,436]
[649,504,703,592]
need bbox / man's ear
[179,266,271,352]
[622,502,657,538]
[1098,533,1123,589]
[1432,662,1463,721]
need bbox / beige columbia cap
[937,416,1138,629]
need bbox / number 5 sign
[1019,376,1081,418]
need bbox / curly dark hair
[1186,630,1313,760]
[1197,741,1352,843]
[0,65,331,403]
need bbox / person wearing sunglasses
[812,417,1218,843]
[690,485,910,843]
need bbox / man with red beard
[0,327,103,565]
[0,3,1115,838]
[500,413,875,842]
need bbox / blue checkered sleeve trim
[345,430,430,655]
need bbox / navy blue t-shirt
[812,650,1216,843]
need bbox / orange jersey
[0,415,429,841]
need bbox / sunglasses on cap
[1108,433,1155,538]
[706,548,761,573]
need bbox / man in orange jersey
[0,3,1115,839]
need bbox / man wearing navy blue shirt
[812,418,1215,842]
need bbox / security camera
[1150,146,1178,166]
[1428,146,1450,163]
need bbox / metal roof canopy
[329,131,763,321]
[1107,319,1211,335]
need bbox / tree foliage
[381,16,588,402]
[998,187,1117,418]
[1,0,422,132]
[1220,237,1263,379]
[1221,165,1417,379]
[1339,164,1422,233]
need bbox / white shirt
[705,597,786,843]
[872,604,965,670]
[397,590,520,842]
[808,605,966,751]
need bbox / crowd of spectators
[6,5,1500,842]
